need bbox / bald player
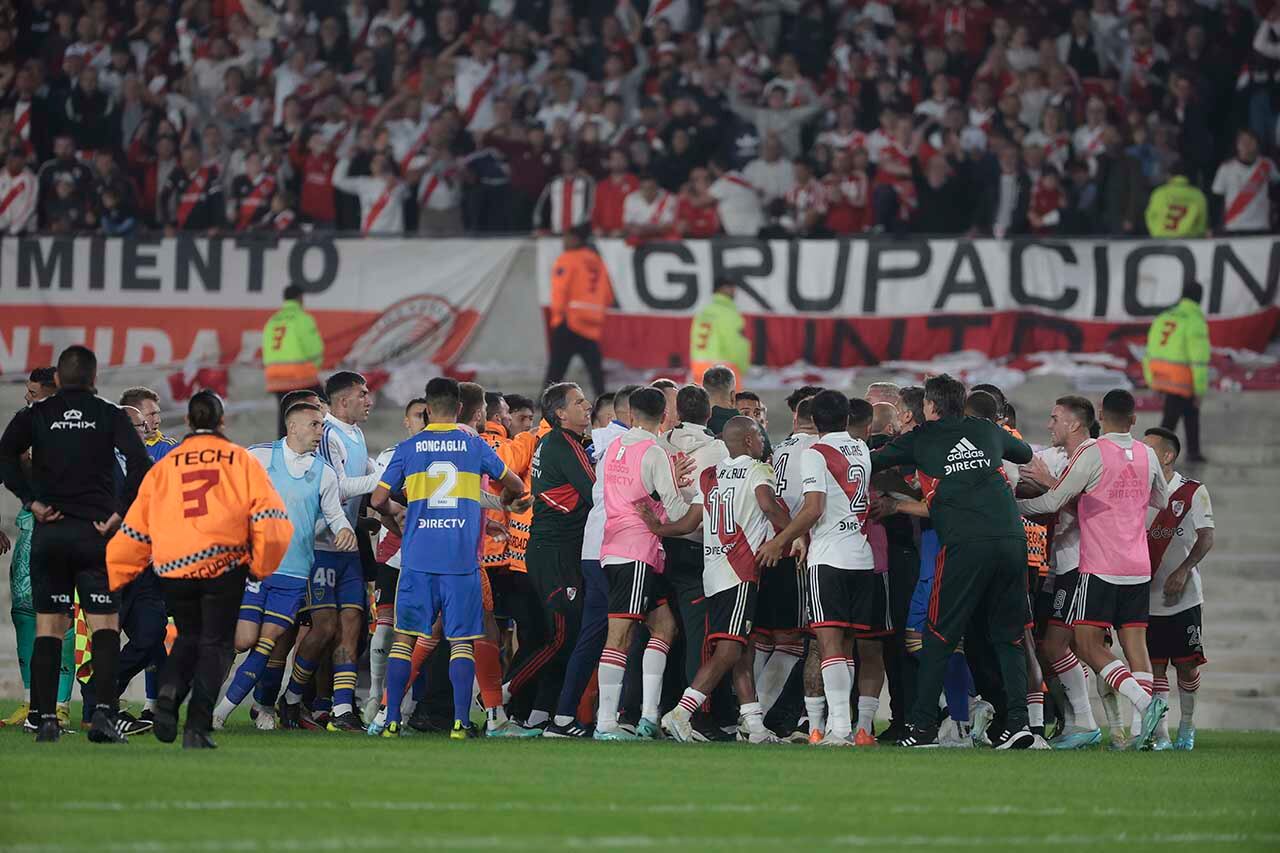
[640,416,791,743]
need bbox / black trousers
[1160,393,1202,458]
[505,541,584,714]
[544,325,605,397]
[80,568,168,716]
[883,543,920,727]
[157,566,248,734]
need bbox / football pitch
[2,713,1279,852]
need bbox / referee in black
[0,345,151,743]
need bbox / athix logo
[944,438,991,475]
[51,408,96,430]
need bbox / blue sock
[332,662,358,715]
[945,652,971,723]
[284,654,316,702]
[449,641,476,725]
[255,659,287,706]
[224,637,275,708]
[411,665,429,702]
[144,666,157,703]
[384,642,413,725]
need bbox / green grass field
[2,706,1279,852]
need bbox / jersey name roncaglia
[695,455,774,597]
[378,424,508,575]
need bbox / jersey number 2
[181,469,221,518]
[427,461,459,508]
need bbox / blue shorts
[907,529,941,633]
[394,570,483,642]
[239,574,308,628]
[306,550,367,611]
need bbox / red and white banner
[0,237,522,376]
[536,237,1280,369]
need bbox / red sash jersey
[1029,176,1065,234]
[591,173,639,234]
[161,164,224,230]
[232,173,277,230]
[677,195,720,237]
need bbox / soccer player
[365,398,428,721]
[302,372,379,732]
[107,391,293,748]
[1142,427,1213,751]
[118,387,180,463]
[758,391,880,747]
[0,346,151,743]
[501,383,595,727]
[372,377,526,739]
[644,416,789,743]
[594,388,689,740]
[1018,389,1171,750]
[758,393,817,728]
[870,375,1038,749]
[213,402,355,730]
[1017,396,1104,749]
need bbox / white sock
[1050,652,1097,729]
[752,641,774,690]
[757,644,802,714]
[1153,677,1171,739]
[804,695,827,733]
[739,701,766,734]
[1098,677,1124,732]
[641,638,670,722]
[856,696,879,734]
[525,709,549,727]
[486,705,509,730]
[1129,671,1152,736]
[1178,672,1199,725]
[1027,689,1045,729]
[846,658,857,687]
[674,687,705,721]
[1100,660,1150,712]
[501,682,511,705]
[368,623,393,704]
[820,657,852,737]
[595,649,627,731]
[213,697,235,722]
[332,702,353,717]
[143,698,157,713]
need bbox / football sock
[283,654,317,705]
[526,710,550,727]
[1177,672,1199,725]
[383,641,413,725]
[1098,677,1124,733]
[1049,651,1097,729]
[408,635,439,688]
[13,610,34,689]
[368,621,393,706]
[804,695,827,734]
[222,636,276,713]
[751,636,774,689]
[674,687,706,720]
[1130,671,1153,737]
[944,653,970,722]
[448,642,475,724]
[757,642,803,714]
[1153,676,1171,740]
[856,695,879,734]
[30,635,61,718]
[1027,685,1045,732]
[57,625,75,704]
[1100,660,1150,711]
[640,637,669,722]
[1046,677,1073,728]
[144,665,158,703]
[255,658,287,706]
[410,666,428,703]
[475,639,504,711]
[89,630,120,712]
[820,657,852,737]
[739,701,766,735]
[595,648,627,731]
[331,662,358,717]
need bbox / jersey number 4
[181,469,221,518]
[706,487,737,535]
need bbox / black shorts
[525,539,585,615]
[861,572,893,639]
[1068,574,1149,630]
[706,582,758,646]
[374,562,399,611]
[807,565,883,633]
[30,519,117,615]
[1147,606,1207,667]
[604,560,668,619]
[756,557,803,633]
[1045,570,1080,628]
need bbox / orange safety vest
[106,433,293,589]
[480,420,539,568]
[549,248,613,341]
[505,419,553,573]
[1002,425,1049,576]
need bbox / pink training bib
[600,437,665,569]
[1078,438,1152,578]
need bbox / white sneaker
[971,700,995,746]
[211,713,226,731]
[818,731,855,747]
[660,710,705,743]
[938,724,974,749]
[254,710,278,731]
[363,696,383,722]
[747,729,783,744]
[1028,733,1050,750]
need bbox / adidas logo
[944,437,991,476]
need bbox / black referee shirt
[0,387,151,522]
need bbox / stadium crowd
[0,0,1277,238]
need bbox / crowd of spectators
[0,0,1277,240]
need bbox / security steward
[263,284,326,437]
[544,223,613,397]
[107,391,293,749]
[0,345,152,744]
[1143,278,1210,463]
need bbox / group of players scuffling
[0,346,1211,751]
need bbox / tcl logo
[89,593,113,604]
